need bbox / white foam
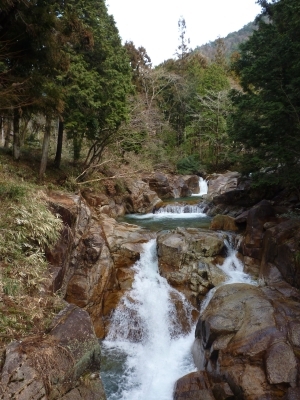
[102,240,196,400]
[191,177,208,196]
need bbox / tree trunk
[73,134,82,163]
[39,115,51,178]
[0,116,3,146]
[4,118,12,148]
[54,116,64,168]
[13,109,20,160]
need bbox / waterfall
[191,177,208,196]
[155,204,206,215]
[200,236,256,315]
[218,238,256,285]
[101,239,196,400]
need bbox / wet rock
[157,228,227,306]
[170,176,191,197]
[243,256,260,279]
[210,215,238,232]
[194,282,300,399]
[235,209,249,224]
[182,175,201,195]
[100,215,155,269]
[47,192,155,339]
[65,214,155,338]
[173,371,216,400]
[212,382,234,400]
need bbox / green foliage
[0,190,63,294]
[0,182,27,200]
[176,154,201,174]
[229,0,300,189]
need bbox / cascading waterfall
[200,236,257,315]
[219,238,257,285]
[192,177,208,196]
[156,204,205,215]
[101,239,196,400]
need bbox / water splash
[200,236,257,315]
[191,177,208,196]
[101,239,196,400]
[218,238,257,285]
[156,204,206,215]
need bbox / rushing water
[101,240,196,400]
[119,204,211,231]
[102,186,255,399]
[191,177,208,197]
[200,237,257,315]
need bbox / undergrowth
[0,178,65,346]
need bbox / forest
[0,0,299,190]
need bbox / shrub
[0,182,27,200]
[176,154,201,175]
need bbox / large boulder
[142,172,200,199]
[124,178,162,213]
[260,218,300,288]
[157,227,228,307]
[193,282,300,400]
[169,175,200,197]
[210,214,238,232]
[243,200,276,252]
[144,172,174,199]
[81,188,126,218]
[206,172,241,200]
[0,305,106,400]
[173,371,216,400]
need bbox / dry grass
[18,335,75,395]
[0,157,66,348]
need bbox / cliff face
[46,191,156,339]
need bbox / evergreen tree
[61,0,132,172]
[229,0,300,188]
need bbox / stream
[101,240,196,400]
[100,178,255,399]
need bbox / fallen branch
[75,159,116,181]
[76,170,140,185]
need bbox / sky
[106,0,262,66]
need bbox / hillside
[194,20,257,60]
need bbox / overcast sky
[106,0,262,66]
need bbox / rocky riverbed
[1,171,300,399]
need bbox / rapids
[101,240,196,400]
